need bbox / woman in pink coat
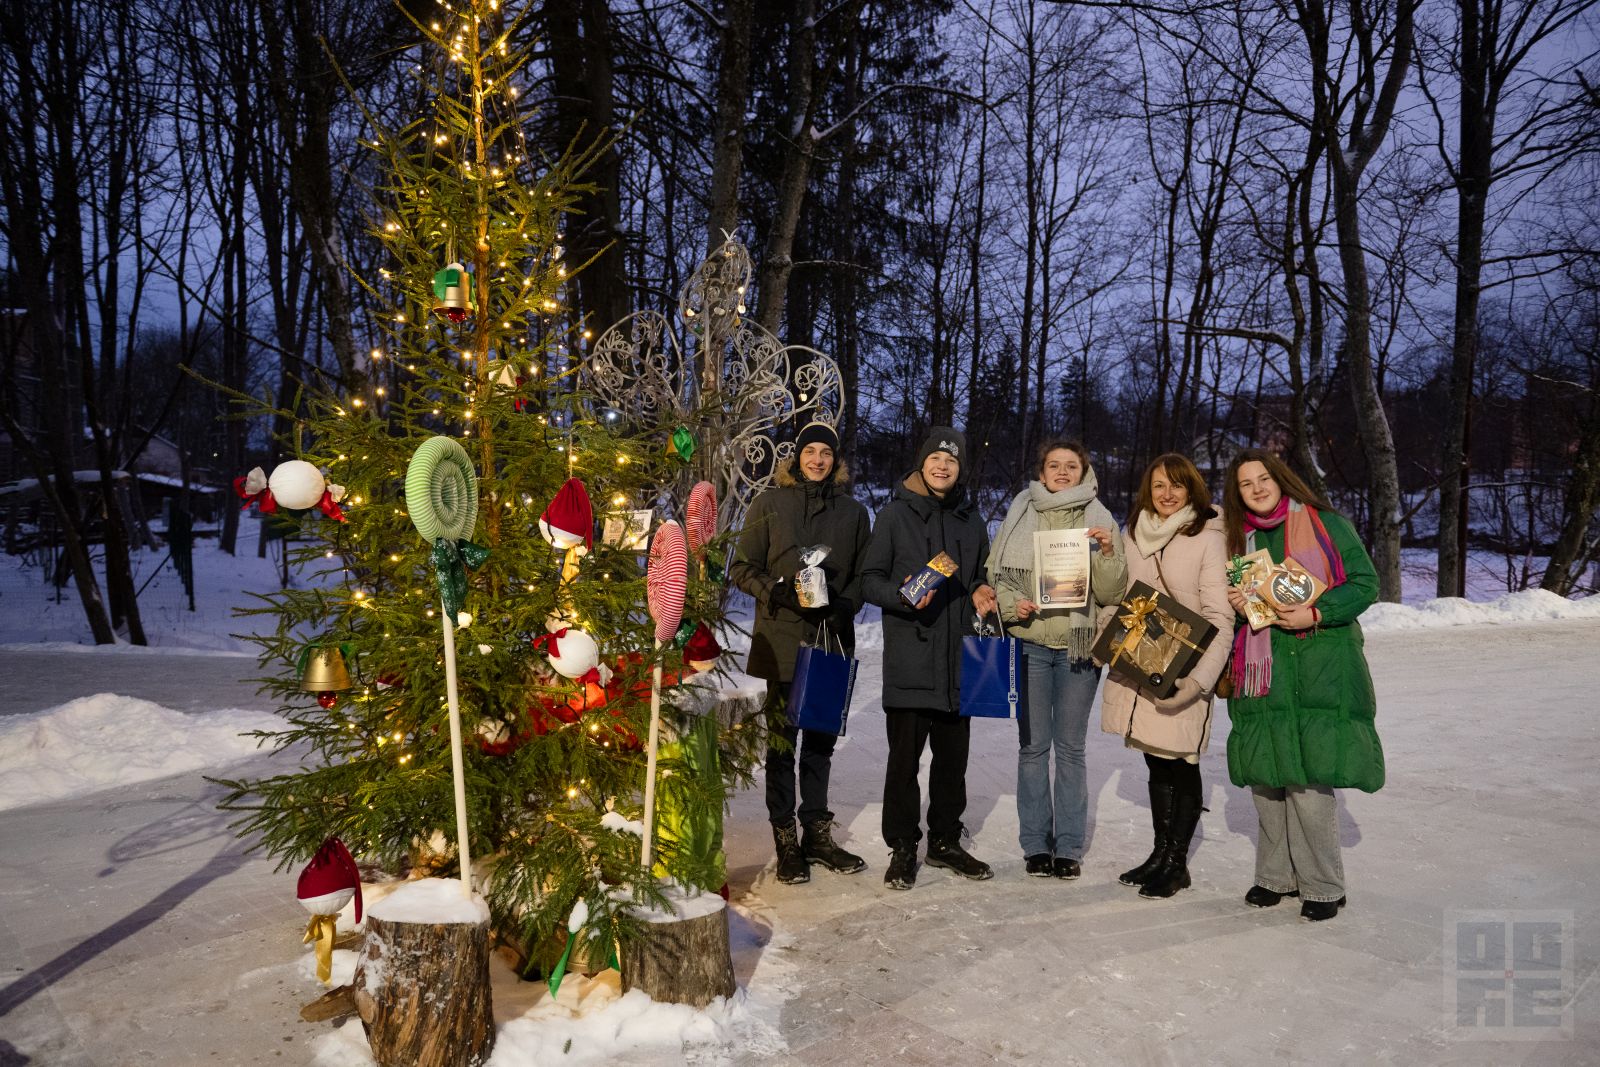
[1099,453,1233,898]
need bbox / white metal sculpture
[586,234,843,533]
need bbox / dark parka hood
[773,456,853,489]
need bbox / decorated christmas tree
[217,0,759,980]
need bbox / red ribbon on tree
[532,627,569,659]
[316,489,346,522]
[234,467,277,513]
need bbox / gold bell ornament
[300,645,354,708]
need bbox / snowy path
[0,620,1596,1064]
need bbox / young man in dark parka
[860,426,999,889]
[730,421,872,884]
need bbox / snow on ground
[0,616,1596,1063]
[0,693,282,811]
[304,896,791,1067]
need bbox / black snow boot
[884,843,919,890]
[1120,781,1175,887]
[772,820,810,885]
[1139,789,1202,899]
[925,834,994,881]
[802,819,867,874]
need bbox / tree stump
[620,890,734,1008]
[352,912,495,1067]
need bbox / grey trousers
[1251,785,1346,903]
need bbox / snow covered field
[1,529,1596,1063]
[1,603,1596,1064]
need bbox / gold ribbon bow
[1111,594,1204,670]
[1111,594,1162,669]
[303,913,340,984]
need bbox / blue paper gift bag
[789,626,857,736]
[960,617,1027,739]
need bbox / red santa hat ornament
[538,479,594,553]
[297,836,362,984]
[297,836,363,921]
[683,621,723,672]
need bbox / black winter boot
[1120,781,1175,887]
[772,821,810,885]
[884,843,919,890]
[925,835,994,881]
[802,820,867,874]
[1139,789,1202,899]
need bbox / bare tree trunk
[705,0,752,254]
[1541,389,1600,595]
[1435,0,1490,598]
[754,0,824,336]
[543,0,627,333]
[1298,0,1416,602]
[257,0,359,387]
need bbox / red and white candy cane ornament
[685,481,717,561]
[646,520,688,643]
[640,520,688,868]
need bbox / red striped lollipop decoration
[647,520,688,643]
[686,481,717,559]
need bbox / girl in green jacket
[1222,449,1385,923]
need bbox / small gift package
[1090,581,1218,700]
[1228,550,1326,629]
[795,545,831,609]
[899,551,958,607]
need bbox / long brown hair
[1221,448,1334,555]
[1129,453,1215,537]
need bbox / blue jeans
[1017,645,1099,859]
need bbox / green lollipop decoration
[407,437,489,617]
[404,435,485,902]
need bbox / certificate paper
[601,509,654,550]
[1034,529,1091,610]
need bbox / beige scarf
[1132,505,1196,558]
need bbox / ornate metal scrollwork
[585,235,842,532]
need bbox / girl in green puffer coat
[1221,448,1385,924]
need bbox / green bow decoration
[547,925,621,998]
[430,537,491,618]
[666,425,695,463]
[1227,555,1248,587]
[672,617,696,650]
[705,548,726,585]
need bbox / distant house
[1,307,222,547]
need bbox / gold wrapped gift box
[1090,581,1219,700]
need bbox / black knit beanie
[914,426,968,483]
[794,421,840,455]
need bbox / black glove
[767,580,802,616]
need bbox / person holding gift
[1099,453,1232,898]
[1222,448,1384,922]
[730,421,872,885]
[988,438,1127,880]
[861,427,998,890]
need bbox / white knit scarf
[1132,505,1197,558]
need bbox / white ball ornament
[545,627,599,679]
[269,460,327,511]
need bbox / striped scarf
[1231,499,1347,697]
